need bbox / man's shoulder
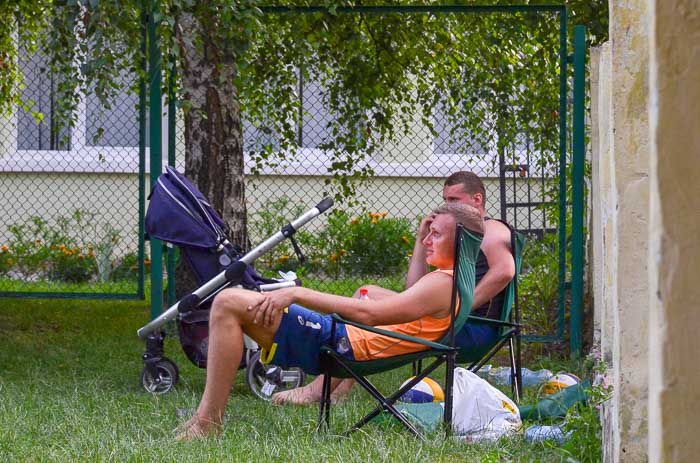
[483,218,512,238]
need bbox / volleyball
[398,376,445,403]
[541,372,581,395]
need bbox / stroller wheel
[140,358,179,394]
[245,350,305,400]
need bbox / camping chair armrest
[466,315,521,328]
[330,314,453,351]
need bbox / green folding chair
[457,222,526,402]
[316,224,483,437]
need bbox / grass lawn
[0,293,602,462]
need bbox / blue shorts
[455,323,499,349]
[260,304,354,375]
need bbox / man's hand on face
[417,213,436,243]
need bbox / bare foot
[330,379,355,404]
[175,414,221,441]
[271,382,322,406]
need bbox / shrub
[0,245,13,275]
[249,198,416,279]
[47,245,96,283]
[341,211,414,276]
[248,197,314,275]
[518,232,560,336]
[4,210,121,283]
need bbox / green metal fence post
[166,53,177,307]
[137,2,147,301]
[148,0,163,320]
[557,7,568,341]
[570,25,586,357]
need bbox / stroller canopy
[145,166,227,249]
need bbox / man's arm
[471,219,515,309]
[251,271,453,327]
[405,214,434,288]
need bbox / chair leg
[344,374,423,439]
[508,337,520,403]
[412,360,423,376]
[317,368,333,432]
[443,352,455,436]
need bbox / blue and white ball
[398,376,445,403]
[541,372,581,395]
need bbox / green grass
[0,297,602,462]
[0,276,139,295]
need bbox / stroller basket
[137,166,333,395]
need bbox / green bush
[340,211,414,276]
[249,198,416,279]
[0,246,13,275]
[47,245,96,283]
[3,210,121,283]
[519,232,560,336]
[248,197,315,275]
[111,252,151,281]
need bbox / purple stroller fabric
[145,166,275,368]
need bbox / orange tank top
[346,269,455,361]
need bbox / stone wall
[591,1,700,461]
[648,1,700,461]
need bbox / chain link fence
[0,45,145,298]
[2,6,569,341]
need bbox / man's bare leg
[271,376,346,405]
[271,285,397,405]
[177,288,280,440]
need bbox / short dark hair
[444,171,486,205]
[432,203,484,235]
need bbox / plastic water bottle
[524,425,572,444]
[475,364,492,379]
[488,367,553,388]
[359,288,369,300]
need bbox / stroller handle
[137,198,334,340]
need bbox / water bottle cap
[359,288,368,296]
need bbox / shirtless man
[271,171,515,405]
[176,203,484,439]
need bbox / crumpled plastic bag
[452,367,522,441]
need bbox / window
[17,47,71,151]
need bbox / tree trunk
[174,12,247,297]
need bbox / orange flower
[329,253,338,262]
[338,249,347,256]
[380,212,387,218]
[371,219,379,225]
[367,212,374,218]
[88,252,95,258]
[59,245,66,250]
[144,259,151,265]
[0,245,8,253]
[78,255,85,260]
[278,255,289,262]
[402,236,410,243]
[350,218,359,225]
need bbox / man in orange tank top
[176,203,483,440]
[272,171,515,406]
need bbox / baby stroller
[137,166,333,398]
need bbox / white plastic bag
[451,367,522,441]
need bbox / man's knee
[211,288,260,323]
